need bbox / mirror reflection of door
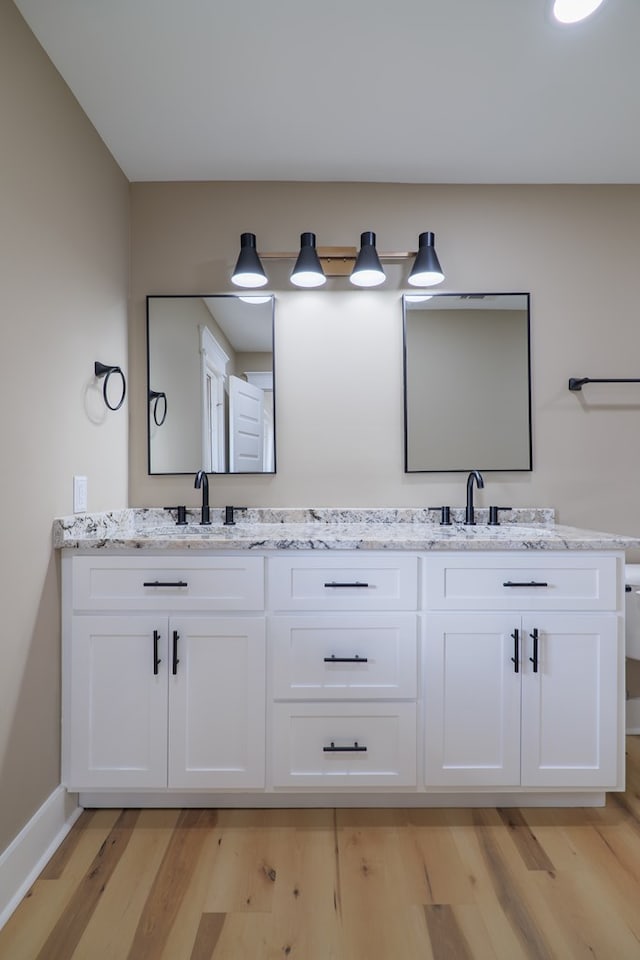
[200,326,229,472]
[229,375,265,472]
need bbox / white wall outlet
[73,475,88,513]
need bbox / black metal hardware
[569,377,640,391]
[149,389,167,426]
[323,581,370,588]
[224,505,248,526]
[164,505,187,525]
[143,580,188,588]
[153,630,161,675]
[194,470,211,525]
[510,628,520,673]
[503,580,548,588]
[323,654,369,663]
[94,361,126,411]
[465,470,484,525]
[627,584,633,593]
[488,506,512,526]
[529,628,539,673]
[428,506,452,525]
[172,630,180,675]
[323,741,367,753]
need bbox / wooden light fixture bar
[261,245,414,277]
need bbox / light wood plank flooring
[3,738,640,959]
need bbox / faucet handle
[428,506,452,526]
[164,505,188,526]
[224,505,248,526]
[488,506,512,526]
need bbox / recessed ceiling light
[553,0,605,24]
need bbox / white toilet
[625,564,640,733]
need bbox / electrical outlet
[73,475,88,513]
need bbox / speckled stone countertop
[52,507,640,552]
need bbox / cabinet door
[521,613,620,787]
[168,617,266,788]
[424,613,521,786]
[65,616,168,789]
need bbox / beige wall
[0,0,129,854]
[130,181,640,537]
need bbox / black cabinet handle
[503,580,548,588]
[529,628,539,673]
[153,630,161,675]
[323,741,367,753]
[323,581,370,588]
[323,654,369,663]
[510,628,520,673]
[172,630,180,675]
[143,580,188,588]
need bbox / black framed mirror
[403,292,532,472]
[147,294,276,474]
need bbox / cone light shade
[408,232,445,287]
[290,232,326,287]
[231,233,268,288]
[350,231,386,287]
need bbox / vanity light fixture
[552,0,605,23]
[231,232,268,288]
[290,232,326,287]
[230,231,445,289]
[350,231,386,287]
[407,232,445,287]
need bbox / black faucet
[194,470,211,525]
[465,470,484,525]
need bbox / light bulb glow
[405,294,434,303]
[290,270,326,288]
[231,271,268,288]
[239,295,271,304]
[350,268,386,287]
[407,269,445,287]
[553,0,605,23]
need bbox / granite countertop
[52,507,640,552]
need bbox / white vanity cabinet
[423,554,622,790]
[60,545,625,805]
[62,554,266,791]
[267,555,419,788]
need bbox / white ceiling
[13,0,640,184]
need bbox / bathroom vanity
[54,508,637,808]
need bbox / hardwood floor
[3,740,640,959]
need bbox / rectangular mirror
[403,293,532,472]
[147,295,276,474]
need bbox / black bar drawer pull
[510,628,519,673]
[153,629,161,675]
[143,580,188,588]
[172,630,180,675]
[323,654,369,663]
[323,741,367,753]
[529,628,539,673]
[503,580,548,588]
[323,581,370,588]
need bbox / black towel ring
[94,361,126,411]
[149,389,167,426]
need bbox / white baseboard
[0,786,81,930]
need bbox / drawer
[71,555,264,611]
[271,702,417,787]
[268,555,418,611]
[270,614,418,700]
[423,553,618,611]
